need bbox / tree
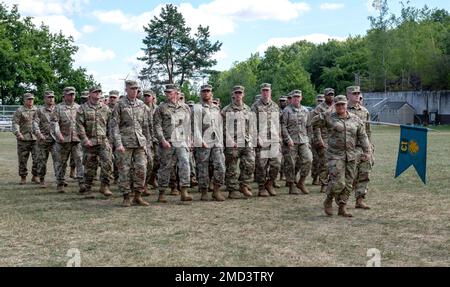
[139,4,222,89]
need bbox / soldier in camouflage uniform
[192,84,226,201]
[347,86,373,210]
[80,91,89,105]
[52,87,85,193]
[153,84,192,203]
[142,90,156,196]
[76,86,114,198]
[251,83,281,197]
[311,88,335,193]
[311,95,371,217]
[12,93,39,184]
[280,90,313,195]
[111,80,151,207]
[107,90,120,184]
[222,85,255,199]
[32,91,57,187]
[310,94,325,186]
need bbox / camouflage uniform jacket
[221,102,254,148]
[153,100,191,145]
[348,103,372,144]
[111,97,150,149]
[32,104,55,142]
[280,104,310,145]
[53,102,80,143]
[311,111,370,161]
[76,101,112,146]
[251,99,281,144]
[192,101,223,147]
[310,101,335,146]
[12,105,37,141]
[145,103,157,144]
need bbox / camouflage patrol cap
[324,88,335,96]
[346,86,361,94]
[287,92,292,99]
[201,84,212,91]
[291,90,302,97]
[142,90,155,97]
[81,91,89,98]
[44,91,55,97]
[63,86,76,95]
[232,85,245,93]
[316,94,325,100]
[23,93,35,100]
[125,80,139,89]
[164,84,178,92]
[260,83,271,90]
[109,90,120,97]
[187,101,194,106]
[89,86,102,93]
[334,95,348,104]
[279,97,287,101]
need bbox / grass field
[0,126,449,267]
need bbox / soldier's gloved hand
[117,145,125,153]
[162,139,171,149]
[17,134,24,141]
[360,153,370,162]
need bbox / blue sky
[3,0,449,92]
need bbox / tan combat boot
[84,187,95,199]
[240,185,252,198]
[170,187,180,196]
[355,197,371,209]
[296,176,310,194]
[180,187,193,202]
[338,203,353,217]
[99,183,113,197]
[39,177,47,188]
[312,176,320,186]
[320,184,327,193]
[133,192,150,206]
[228,190,241,199]
[157,190,167,203]
[122,194,131,207]
[69,167,76,179]
[288,182,299,195]
[200,188,210,201]
[142,185,152,197]
[20,176,26,185]
[31,175,40,184]
[212,184,225,201]
[258,186,270,197]
[57,184,65,193]
[265,180,277,196]
[272,180,281,189]
[323,195,334,216]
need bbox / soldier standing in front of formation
[52,87,85,193]
[12,93,39,185]
[32,91,57,188]
[76,86,114,198]
[280,90,312,195]
[310,94,325,186]
[222,85,255,199]
[153,84,192,203]
[192,84,226,201]
[311,95,371,217]
[251,83,281,197]
[347,86,373,210]
[111,80,151,207]
[311,88,335,193]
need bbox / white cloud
[93,0,311,36]
[81,25,95,33]
[213,50,228,61]
[32,15,81,40]
[256,33,346,54]
[2,0,89,16]
[75,44,116,63]
[320,3,345,10]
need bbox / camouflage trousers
[283,143,312,184]
[190,150,196,178]
[224,147,255,192]
[115,147,147,195]
[255,146,281,187]
[317,147,328,186]
[354,147,373,199]
[16,140,39,177]
[326,159,357,205]
[145,144,154,185]
[83,143,113,188]
[54,142,84,186]
[311,146,320,179]
[36,140,58,178]
[195,147,225,189]
[158,146,190,188]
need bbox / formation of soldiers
[12,81,374,217]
